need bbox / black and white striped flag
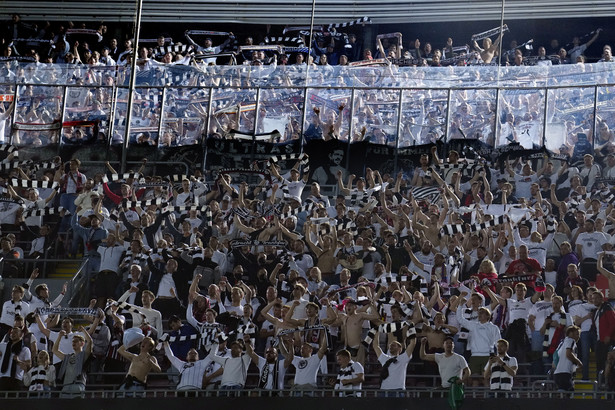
[102,173,142,184]
[10,179,59,190]
[264,36,304,46]
[157,44,193,56]
[410,186,441,203]
[327,17,371,31]
[22,206,64,218]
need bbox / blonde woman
[23,350,55,393]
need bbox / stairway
[49,259,82,279]
[573,352,599,399]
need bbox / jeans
[220,384,243,397]
[453,333,467,355]
[579,330,596,380]
[119,382,146,398]
[59,193,78,233]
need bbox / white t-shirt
[0,300,30,327]
[513,173,538,200]
[211,352,251,387]
[378,352,411,389]
[292,354,322,386]
[567,300,596,332]
[507,297,534,324]
[166,346,209,390]
[98,244,126,273]
[576,232,607,260]
[529,301,554,330]
[434,352,469,387]
[554,336,578,374]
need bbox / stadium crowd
[2,12,615,400]
[0,140,614,396]
[0,13,612,69]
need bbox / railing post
[156,87,167,145]
[345,88,356,171]
[393,89,404,175]
[541,87,549,148]
[58,85,69,151]
[494,87,501,147]
[444,88,453,147]
[593,84,599,151]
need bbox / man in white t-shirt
[281,334,327,392]
[372,329,416,392]
[506,161,546,201]
[491,282,540,328]
[553,326,582,391]
[576,219,608,282]
[207,340,252,390]
[567,29,601,61]
[567,290,596,380]
[420,336,470,388]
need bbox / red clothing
[476,271,498,295]
[596,302,615,343]
[504,257,542,289]
[102,182,145,205]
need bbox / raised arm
[279,338,293,368]
[80,326,93,357]
[419,337,435,362]
[52,330,67,361]
[117,344,137,362]
[372,329,383,357]
[244,334,259,365]
[233,213,256,234]
[316,330,328,360]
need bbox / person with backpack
[553,325,583,391]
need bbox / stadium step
[575,352,597,382]
[49,260,82,279]
[572,380,597,399]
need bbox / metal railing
[0,386,612,400]
[2,63,615,174]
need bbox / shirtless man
[421,312,458,351]
[305,221,338,278]
[473,29,505,64]
[117,337,161,393]
[327,298,380,365]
